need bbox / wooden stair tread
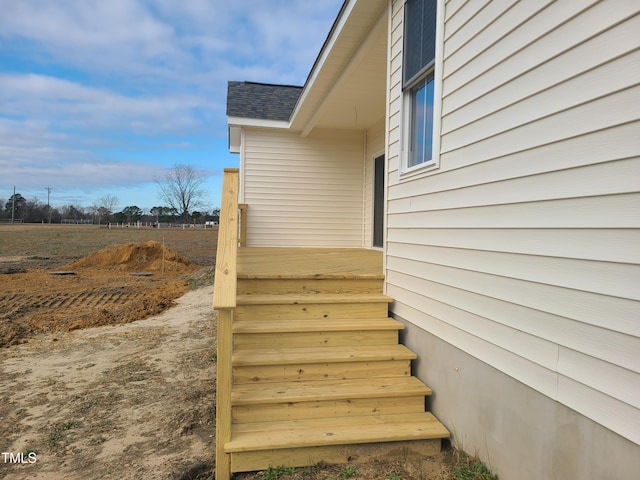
[233,317,404,333]
[236,293,393,305]
[232,377,432,405]
[226,412,450,452]
[238,272,385,280]
[232,345,417,366]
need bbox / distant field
[0,224,219,347]
[0,224,218,267]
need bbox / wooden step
[233,345,416,366]
[232,345,415,384]
[233,317,404,334]
[234,360,412,384]
[233,376,432,406]
[234,302,391,321]
[236,293,393,305]
[233,393,426,423]
[234,329,399,349]
[232,377,431,423]
[233,317,403,349]
[237,277,384,296]
[226,412,450,453]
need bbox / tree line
[0,192,220,225]
[2,164,220,225]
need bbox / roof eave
[288,0,388,133]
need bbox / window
[404,0,437,86]
[409,73,434,167]
[403,0,438,171]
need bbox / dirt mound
[1,241,208,347]
[65,240,199,274]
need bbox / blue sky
[0,0,344,214]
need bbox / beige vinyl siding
[242,128,365,247]
[386,0,640,445]
[363,118,386,248]
[387,1,403,180]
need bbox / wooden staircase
[219,247,450,474]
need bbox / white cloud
[0,0,181,72]
[0,74,212,134]
[1,0,343,86]
[0,0,343,208]
[0,117,163,189]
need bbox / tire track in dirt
[0,290,140,315]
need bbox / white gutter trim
[227,116,291,129]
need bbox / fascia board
[227,116,291,129]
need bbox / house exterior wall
[241,127,366,247]
[386,0,640,477]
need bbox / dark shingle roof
[227,81,303,122]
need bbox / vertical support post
[238,203,248,247]
[215,308,233,480]
[213,168,239,480]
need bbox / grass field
[0,224,218,268]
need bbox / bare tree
[95,194,119,224]
[155,164,207,223]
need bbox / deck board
[232,377,432,405]
[232,345,417,366]
[226,412,450,452]
[237,247,384,279]
[233,317,404,333]
[236,293,392,305]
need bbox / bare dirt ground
[0,240,211,348]
[1,226,219,479]
[0,285,217,480]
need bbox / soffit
[289,0,389,133]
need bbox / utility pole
[11,185,15,224]
[46,186,52,224]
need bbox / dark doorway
[373,154,385,248]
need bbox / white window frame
[400,0,445,180]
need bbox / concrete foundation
[396,318,640,480]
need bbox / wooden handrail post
[213,168,239,310]
[213,168,239,480]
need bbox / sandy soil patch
[0,286,216,480]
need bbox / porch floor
[237,247,384,279]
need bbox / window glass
[409,74,435,167]
[403,0,437,86]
